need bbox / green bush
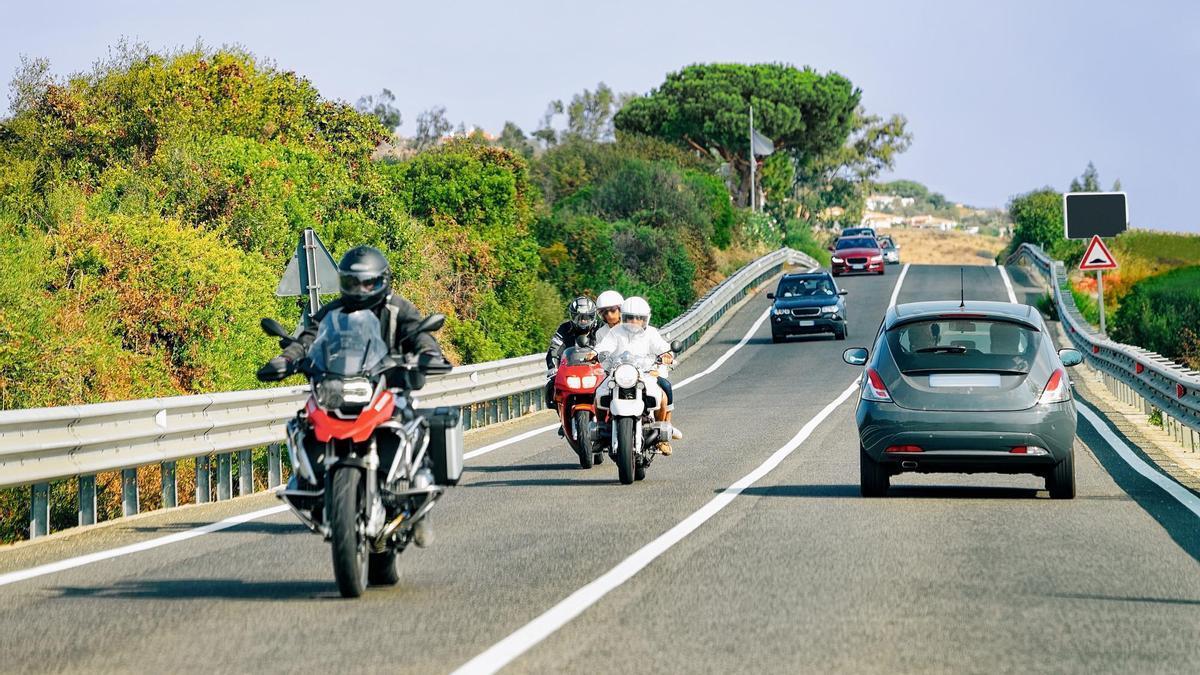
[1111,266,1200,368]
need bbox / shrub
[1111,266,1200,369]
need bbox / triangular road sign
[1079,235,1118,271]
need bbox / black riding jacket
[546,320,597,370]
[282,292,443,363]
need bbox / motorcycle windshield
[608,350,655,371]
[308,309,389,377]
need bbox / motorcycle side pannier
[417,406,464,486]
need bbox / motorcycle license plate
[852,264,865,270]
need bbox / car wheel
[1046,448,1075,499]
[835,326,847,341]
[860,445,889,497]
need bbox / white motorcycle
[591,343,681,484]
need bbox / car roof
[884,301,1041,330]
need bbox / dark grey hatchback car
[843,301,1083,498]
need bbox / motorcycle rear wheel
[616,418,636,485]
[574,410,594,469]
[330,468,368,598]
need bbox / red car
[830,236,886,276]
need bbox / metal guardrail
[1009,243,1200,440]
[2,247,816,538]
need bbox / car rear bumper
[855,399,1076,472]
[772,313,843,335]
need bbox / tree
[1007,188,1081,259]
[497,121,534,158]
[1069,161,1101,192]
[355,88,401,131]
[413,106,453,151]
[614,63,860,207]
[532,100,563,148]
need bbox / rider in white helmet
[593,296,683,454]
[594,290,624,344]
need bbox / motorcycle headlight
[831,256,844,263]
[614,364,639,388]
[566,375,582,389]
[821,304,839,314]
[581,375,598,389]
[341,377,374,405]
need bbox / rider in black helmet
[544,296,599,411]
[257,245,446,381]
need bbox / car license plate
[929,373,1002,388]
[852,264,864,270]
[798,320,814,327]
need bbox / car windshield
[887,318,1040,373]
[308,309,389,377]
[777,277,836,298]
[836,237,878,250]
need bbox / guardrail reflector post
[161,461,177,509]
[217,453,232,501]
[30,482,49,538]
[268,444,281,488]
[196,456,211,503]
[79,475,96,526]
[121,469,139,517]
[238,450,253,496]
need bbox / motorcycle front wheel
[574,409,594,469]
[329,467,368,598]
[616,417,636,485]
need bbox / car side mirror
[766,292,775,300]
[842,347,869,366]
[827,245,835,252]
[838,289,849,296]
[1058,348,1083,367]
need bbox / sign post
[1063,192,1127,334]
[276,228,340,326]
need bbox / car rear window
[886,319,1041,373]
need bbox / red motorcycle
[553,338,606,468]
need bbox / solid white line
[452,378,862,675]
[888,263,911,308]
[464,424,561,461]
[997,265,1018,304]
[1075,403,1200,518]
[0,505,290,588]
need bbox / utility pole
[748,105,755,212]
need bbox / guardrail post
[78,475,96,526]
[121,468,139,517]
[268,444,282,488]
[161,461,177,509]
[217,453,232,501]
[238,449,253,496]
[196,456,211,503]
[30,482,49,538]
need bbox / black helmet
[338,245,392,309]
[569,296,597,332]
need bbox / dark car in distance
[768,272,849,342]
[830,236,885,276]
[842,301,1083,498]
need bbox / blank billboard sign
[1064,192,1127,240]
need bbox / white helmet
[596,290,624,310]
[620,296,651,334]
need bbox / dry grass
[886,227,1009,266]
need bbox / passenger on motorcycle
[593,290,624,343]
[593,296,683,455]
[545,296,600,410]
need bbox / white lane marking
[464,424,560,461]
[998,265,1018,304]
[888,263,911,308]
[0,505,290,588]
[452,378,862,675]
[1075,403,1200,518]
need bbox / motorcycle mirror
[260,318,296,344]
[670,340,683,353]
[417,313,446,334]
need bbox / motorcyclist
[593,290,624,344]
[593,296,682,455]
[545,296,600,412]
[256,245,448,545]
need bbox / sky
[2,0,1198,233]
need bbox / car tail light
[886,445,923,453]
[1038,368,1070,404]
[1011,446,1049,456]
[863,368,892,402]
[1010,446,1028,454]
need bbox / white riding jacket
[595,324,672,376]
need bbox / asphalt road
[1,264,1197,674]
